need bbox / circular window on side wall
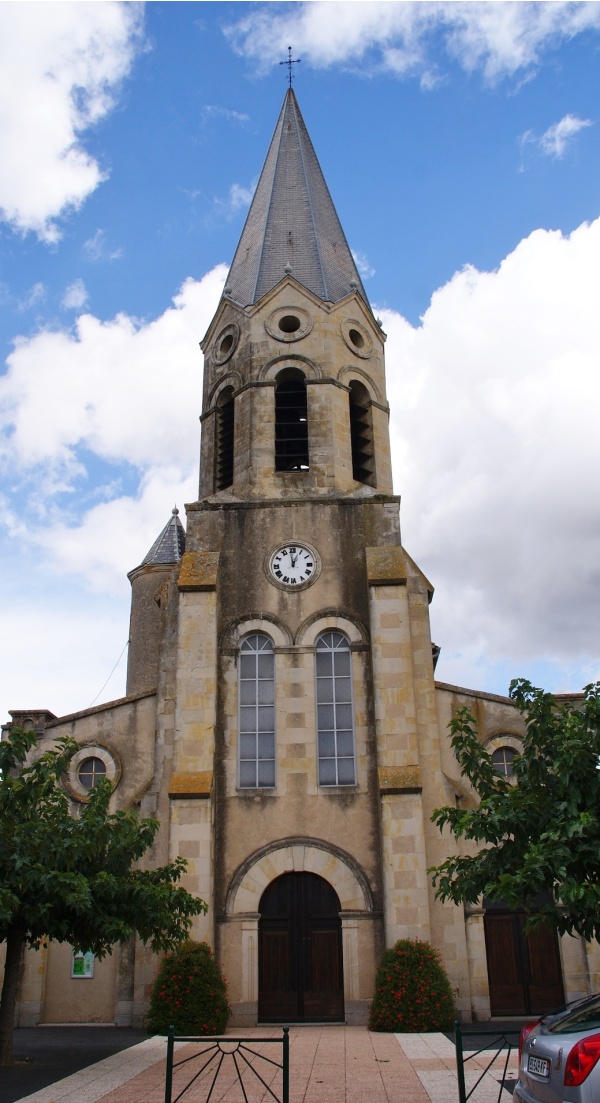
[341,318,373,359]
[265,306,312,343]
[78,757,107,789]
[66,745,121,803]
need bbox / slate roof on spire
[142,508,186,566]
[224,89,370,310]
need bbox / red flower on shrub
[146,941,230,1037]
[369,939,455,1033]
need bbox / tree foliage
[147,941,230,1035]
[430,679,600,940]
[369,939,455,1032]
[0,728,206,1064]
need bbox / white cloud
[0,267,227,504]
[538,113,593,158]
[0,587,131,717]
[200,105,250,127]
[228,183,255,211]
[0,264,227,719]
[38,468,198,596]
[213,181,256,220]
[0,2,144,242]
[225,1,600,85]
[62,279,89,311]
[381,217,600,691]
[18,282,46,312]
[351,250,375,280]
[83,228,124,262]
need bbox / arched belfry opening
[274,368,309,471]
[348,380,375,486]
[258,872,344,1023]
[214,385,234,491]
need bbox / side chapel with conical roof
[4,90,598,1027]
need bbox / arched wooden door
[258,872,344,1023]
[484,902,564,1015]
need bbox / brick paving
[12,1026,517,1103]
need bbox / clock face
[269,543,317,587]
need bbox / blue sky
[1,1,599,721]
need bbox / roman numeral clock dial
[267,542,320,589]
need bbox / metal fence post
[455,1019,467,1103]
[282,1025,289,1103]
[164,1024,174,1103]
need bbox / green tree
[430,679,600,940]
[0,728,206,1066]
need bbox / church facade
[4,90,598,1028]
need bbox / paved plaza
[10,1026,518,1103]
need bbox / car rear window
[547,995,600,1034]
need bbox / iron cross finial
[279,46,300,88]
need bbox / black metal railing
[164,1025,289,1103]
[454,1020,516,1103]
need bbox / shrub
[147,940,231,1035]
[369,938,455,1032]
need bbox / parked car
[514,992,600,1102]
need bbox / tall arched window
[348,380,375,486]
[275,368,309,471]
[215,386,234,490]
[315,632,355,785]
[239,634,275,787]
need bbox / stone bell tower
[198,89,392,503]
[165,88,460,1027]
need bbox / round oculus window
[266,306,312,343]
[341,318,373,359]
[213,324,239,365]
[279,314,301,334]
[65,744,121,802]
[78,757,107,789]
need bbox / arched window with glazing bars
[315,632,355,785]
[238,633,275,787]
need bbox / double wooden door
[258,872,344,1023]
[484,910,564,1016]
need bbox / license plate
[527,1055,550,1077]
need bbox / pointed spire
[224,89,370,310]
[142,507,186,566]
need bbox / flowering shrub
[369,939,455,1032]
[147,941,230,1035]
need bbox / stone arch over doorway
[225,838,374,1017]
[227,837,373,914]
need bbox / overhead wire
[88,639,129,708]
